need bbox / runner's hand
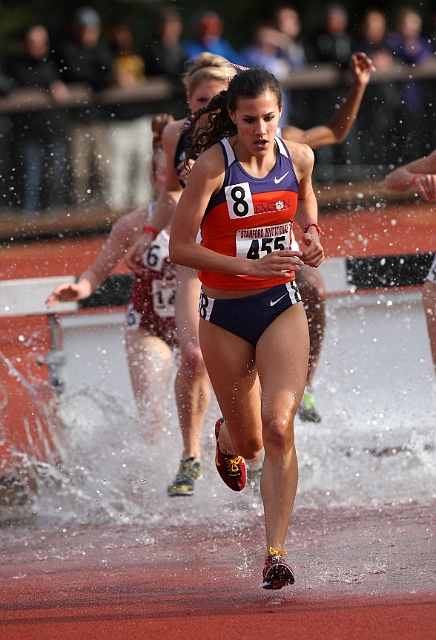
[413,173,436,201]
[349,52,375,86]
[301,232,324,267]
[177,158,195,183]
[248,250,304,278]
[152,113,174,150]
[125,232,154,273]
[46,283,82,308]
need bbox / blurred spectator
[6,24,69,212]
[54,6,113,206]
[386,7,434,162]
[184,10,241,63]
[354,7,400,167]
[311,3,355,66]
[241,21,292,125]
[309,3,360,180]
[143,7,187,79]
[273,5,314,130]
[107,19,153,210]
[274,5,315,67]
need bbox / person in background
[385,151,436,374]
[6,24,69,213]
[46,133,183,432]
[126,54,243,497]
[241,21,293,126]
[107,19,153,210]
[385,7,434,163]
[54,6,113,206]
[311,2,355,67]
[309,3,361,180]
[274,5,315,68]
[184,10,241,64]
[273,5,315,131]
[143,7,187,80]
[353,6,399,168]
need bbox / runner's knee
[232,432,263,460]
[179,342,206,378]
[261,413,296,451]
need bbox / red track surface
[1,201,435,639]
[0,504,434,639]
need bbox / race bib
[225,182,255,219]
[125,302,142,330]
[142,237,168,273]
[152,278,176,318]
[236,223,291,259]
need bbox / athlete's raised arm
[282,52,374,150]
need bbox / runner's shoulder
[282,139,314,172]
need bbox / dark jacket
[54,38,113,124]
[6,54,67,142]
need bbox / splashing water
[2,361,434,530]
[2,287,436,530]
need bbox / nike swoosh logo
[274,172,289,184]
[270,293,287,307]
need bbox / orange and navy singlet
[199,136,299,291]
[126,229,178,349]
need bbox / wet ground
[1,197,435,638]
[0,500,434,639]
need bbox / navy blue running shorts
[198,281,302,345]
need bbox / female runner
[45,145,187,445]
[127,53,239,495]
[169,68,324,588]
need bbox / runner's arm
[125,121,183,271]
[290,143,324,268]
[385,150,436,201]
[46,212,141,307]
[282,52,373,150]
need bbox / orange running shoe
[261,548,295,589]
[214,418,246,491]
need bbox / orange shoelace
[269,547,288,557]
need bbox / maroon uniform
[126,229,178,349]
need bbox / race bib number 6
[225,182,255,219]
[236,223,291,259]
[142,239,167,273]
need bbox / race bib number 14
[236,223,291,259]
[152,279,176,318]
